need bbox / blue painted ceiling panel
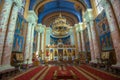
[38,8,81,23]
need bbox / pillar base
[89,60,97,64]
[0,64,14,71]
[112,63,120,67]
[24,60,33,64]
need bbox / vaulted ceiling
[29,0,92,27]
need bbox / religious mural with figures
[50,35,71,45]
[84,28,90,52]
[12,14,27,52]
[95,10,113,51]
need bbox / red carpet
[80,65,120,80]
[12,65,120,80]
[43,66,58,80]
[67,66,88,80]
[14,66,45,80]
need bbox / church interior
[0,0,120,80]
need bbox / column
[40,25,45,60]
[110,0,120,29]
[35,24,41,55]
[37,32,40,53]
[76,24,81,53]
[1,1,22,70]
[87,23,95,62]
[39,33,42,51]
[80,23,86,52]
[78,24,82,52]
[24,11,38,64]
[24,22,32,64]
[84,9,101,62]
[73,26,78,55]
[70,28,74,45]
[100,0,120,66]
[0,0,13,66]
[90,20,101,61]
[29,23,36,64]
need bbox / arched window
[95,0,104,14]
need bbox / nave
[4,64,120,80]
[0,0,120,80]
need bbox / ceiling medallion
[51,13,71,37]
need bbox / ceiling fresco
[29,0,92,27]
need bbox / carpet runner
[11,65,120,80]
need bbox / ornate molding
[27,10,38,23]
[37,24,46,33]
[13,0,23,9]
[99,0,110,8]
[83,9,94,23]
[79,22,84,31]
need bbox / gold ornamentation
[52,13,71,36]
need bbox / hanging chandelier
[51,13,71,36]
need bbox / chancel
[0,0,120,80]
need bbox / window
[95,0,104,14]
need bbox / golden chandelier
[51,13,71,36]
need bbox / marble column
[100,0,120,66]
[76,24,81,53]
[74,26,78,55]
[90,20,101,61]
[35,24,41,55]
[70,28,75,45]
[1,1,22,71]
[24,22,32,64]
[78,24,82,52]
[80,23,86,52]
[110,0,120,29]
[0,0,13,66]
[83,9,99,63]
[87,22,95,62]
[24,11,38,64]
[29,23,36,64]
[39,33,42,51]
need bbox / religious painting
[50,35,71,45]
[33,30,38,52]
[58,49,63,56]
[95,10,113,51]
[12,15,27,52]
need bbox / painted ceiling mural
[29,0,92,25]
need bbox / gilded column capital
[74,24,80,32]
[35,24,41,33]
[83,9,94,23]
[78,22,84,31]
[27,10,38,23]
